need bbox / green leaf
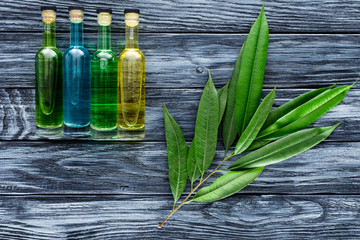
[222,42,246,150]
[187,141,201,187]
[258,85,351,140]
[192,168,264,202]
[235,4,269,135]
[233,88,275,156]
[246,139,272,151]
[163,105,189,205]
[246,85,335,150]
[229,123,340,170]
[195,71,219,175]
[261,85,335,131]
[218,80,230,126]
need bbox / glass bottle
[118,9,145,139]
[90,8,118,139]
[35,6,63,136]
[63,6,91,136]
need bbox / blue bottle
[63,6,91,135]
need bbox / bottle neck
[98,25,111,50]
[70,22,84,46]
[125,25,138,49]
[42,22,56,47]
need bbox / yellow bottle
[118,9,145,139]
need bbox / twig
[158,153,233,228]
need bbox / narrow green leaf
[258,85,351,140]
[235,4,269,134]
[187,141,201,186]
[218,80,230,126]
[192,167,264,202]
[246,85,335,150]
[195,71,219,175]
[222,42,246,150]
[261,85,335,131]
[233,88,275,156]
[229,123,340,170]
[246,139,272,151]
[163,105,189,204]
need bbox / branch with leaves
[159,4,353,228]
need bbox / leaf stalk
[158,153,233,228]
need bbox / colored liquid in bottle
[91,52,118,130]
[91,11,118,138]
[118,10,145,139]
[118,50,145,129]
[63,9,91,134]
[35,9,63,134]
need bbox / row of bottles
[35,6,145,139]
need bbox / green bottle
[35,6,63,136]
[90,8,118,139]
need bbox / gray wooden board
[0,141,359,195]
[1,195,360,239]
[0,0,359,238]
[0,88,358,141]
[1,33,359,88]
[1,0,360,33]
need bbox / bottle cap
[40,6,56,12]
[98,12,112,26]
[124,9,140,14]
[69,7,84,22]
[41,7,56,23]
[97,8,112,14]
[68,6,84,11]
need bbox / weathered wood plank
[0,88,357,141]
[1,195,360,239]
[0,141,358,194]
[1,33,359,88]
[1,0,360,33]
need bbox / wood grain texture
[1,195,360,239]
[0,141,358,195]
[1,0,360,33]
[0,0,359,238]
[1,33,359,88]
[0,88,358,141]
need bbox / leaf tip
[351,80,359,87]
[207,69,213,83]
[334,122,342,128]
[329,83,337,89]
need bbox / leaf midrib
[189,141,199,183]
[241,12,264,133]
[168,114,183,200]
[201,88,212,171]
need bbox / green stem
[158,152,234,228]
[200,173,204,183]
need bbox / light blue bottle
[63,6,91,135]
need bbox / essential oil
[118,9,145,139]
[90,8,118,139]
[63,6,91,135]
[35,6,63,136]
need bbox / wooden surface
[0,0,360,239]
